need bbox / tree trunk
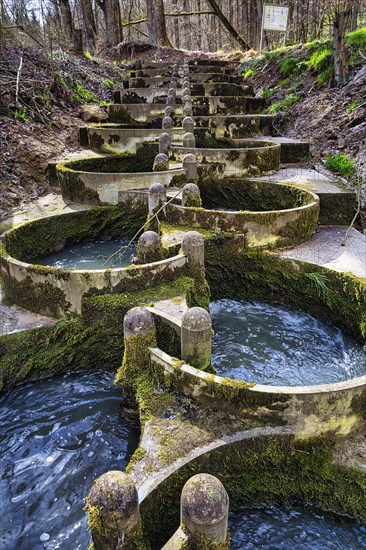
[59,0,74,45]
[333,8,348,86]
[172,0,180,48]
[146,0,172,47]
[97,0,123,48]
[205,0,251,50]
[81,0,97,53]
[351,0,358,31]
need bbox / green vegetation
[71,80,97,104]
[267,93,301,113]
[315,65,334,85]
[261,87,276,99]
[102,78,115,90]
[346,27,366,50]
[84,50,93,60]
[307,46,333,73]
[14,108,29,123]
[279,56,299,77]
[244,68,255,78]
[347,101,358,114]
[324,154,354,179]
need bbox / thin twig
[101,187,184,267]
[342,163,363,246]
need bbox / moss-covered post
[164,106,174,118]
[183,116,195,134]
[182,231,210,310]
[86,471,145,550]
[183,104,193,117]
[138,230,164,263]
[170,80,177,89]
[166,93,175,106]
[182,183,202,208]
[148,183,166,233]
[183,152,197,181]
[181,307,212,370]
[162,117,174,131]
[182,87,191,98]
[183,132,196,149]
[115,307,157,413]
[159,132,171,156]
[181,474,229,548]
[153,153,169,172]
[183,78,190,89]
[168,87,176,98]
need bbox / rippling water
[229,505,366,549]
[33,239,136,270]
[211,300,366,386]
[0,371,139,549]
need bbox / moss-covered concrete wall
[0,206,190,316]
[138,432,366,548]
[171,141,280,177]
[165,196,319,249]
[0,276,200,392]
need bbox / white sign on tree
[260,4,289,52]
[263,4,289,32]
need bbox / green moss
[346,27,366,50]
[324,154,354,179]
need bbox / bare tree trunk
[59,0,74,45]
[172,0,180,48]
[80,0,97,53]
[351,0,358,30]
[333,6,350,86]
[96,0,123,47]
[146,0,172,47]
[205,0,251,49]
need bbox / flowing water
[210,299,366,386]
[229,505,366,549]
[33,239,137,270]
[0,371,139,549]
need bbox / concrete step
[279,226,366,279]
[252,167,356,226]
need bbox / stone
[164,106,174,117]
[181,474,229,545]
[123,307,156,339]
[149,183,167,214]
[159,132,172,155]
[138,231,164,263]
[182,183,201,207]
[87,471,139,535]
[153,153,169,173]
[168,88,176,97]
[183,105,193,117]
[181,307,212,370]
[183,132,196,148]
[183,116,195,134]
[183,153,198,179]
[182,231,205,266]
[162,117,174,130]
[79,105,108,123]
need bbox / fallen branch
[15,53,23,106]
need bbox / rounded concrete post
[183,79,190,88]
[164,106,174,118]
[182,87,191,97]
[170,80,177,89]
[182,183,202,208]
[148,183,166,214]
[183,153,198,180]
[153,153,169,172]
[87,471,140,550]
[183,132,196,148]
[162,116,174,131]
[138,231,164,263]
[183,104,193,117]
[183,116,195,134]
[166,94,176,106]
[181,474,229,546]
[123,306,155,340]
[182,231,205,269]
[159,132,172,155]
[183,94,191,104]
[168,87,176,97]
[181,307,212,370]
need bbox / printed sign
[263,4,289,32]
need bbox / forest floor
[0,41,365,222]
